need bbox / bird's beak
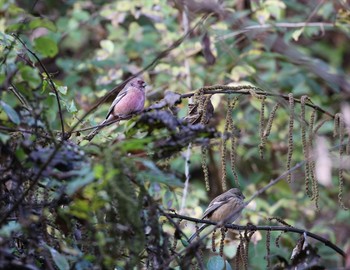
[142,82,147,88]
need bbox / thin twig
[13,34,66,139]
[0,126,53,140]
[216,21,337,41]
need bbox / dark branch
[181,85,334,118]
[165,213,345,258]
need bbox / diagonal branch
[69,14,210,136]
[165,212,345,258]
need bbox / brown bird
[86,77,146,140]
[188,188,245,242]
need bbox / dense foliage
[0,0,349,269]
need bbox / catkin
[259,95,267,159]
[263,103,280,138]
[266,230,271,269]
[300,96,311,197]
[308,109,317,199]
[229,97,240,186]
[219,227,227,257]
[286,93,294,183]
[335,113,348,210]
[201,145,210,191]
[221,99,233,191]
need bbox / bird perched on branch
[86,77,146,141]
[188,188,245,242]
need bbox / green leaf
[73,10,90,21]
[57,85,68,95]
[0,133,10,143]
[0,101,20,124]
[180,238,189,247]
[93,164,104,178]
[135,158,183,186]
[0,73,4,85]
[65,166,95,196]
[0,32,15,46]
[68,100,77,113]
[100,39,114,54]
[119,137,153,152]
[29,18,57,31]
[48,247,70,270]
[34,36,58,57]
[292,28,304,41]
[207,256,225,270]
[7,3,25,15]
[68,199,91,219]
[20,65,42,88]
[0,221,22,237]
[230,64,256,81]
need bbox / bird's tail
[188,223,209,243]
[85,119,107,141]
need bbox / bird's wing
[201,192,232,219]
[105,90,128,119]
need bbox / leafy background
[0,0,350,269]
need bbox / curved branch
[181,85,334,118]
[13,34,66,140]
[165,213,345,258]
[70,14,210,136]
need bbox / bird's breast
[113,89,145,116]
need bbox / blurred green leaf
[136,158,183,186]
[57,85,68,95]
[0,100,20,124]
[48,246,70,270]
[34,36,58,57]
[68,99,77,113]
[0,221,22,237]
[100,39,114,54]
[29,18,57,31]
[20,65,42,88]
[0,133,10,143]
[65,166,95,196]
[180,238,189,247]
[292,28,304,41]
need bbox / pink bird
[86,77,146,140]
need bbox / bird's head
[128,77,147,89]
[229,188,245,200]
